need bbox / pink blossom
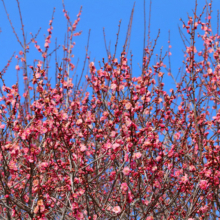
[44,42,49,48]
[158,71,164,77]
[205,169,212,177]
[174,132,181,140]
[128,190,133,203]
[41,162,49,168]
[181,174,188,184]
[39,205,45,213]
[35,45,40,50]
[125,117,132,127]
[74,177,82,184]
[79,188,85,195]
[76,119,83,125]
[111,83,117,91]
[41,127,47,134]
[112,143,120,150]
[110,131,116,138]
[105,142,112,149]
[15,65,20,70]
[156,156,162,162]
[207,68,212,75]
[76,211,83,220]
[119,84,124,91]
[200,205,208,213]
[152,166,157,172]
[200,180,208,190]
[189,165,196,171]
[125,102,132,110]
[34,205,39,213]
[72,202,79,209]
[144,200,149,206]
[36,73,41,79]
[80,144,87,152]
[122,167,131,176]
[28,158,34,163]
[0,124,5,129]
[112,206,121,214]
[121,182,128,191]
[125,153,129,162]
[133,152,142,159]
[12,209,16,217]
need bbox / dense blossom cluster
[0,1,220,220]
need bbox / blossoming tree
[0,0,220,219]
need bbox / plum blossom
[80,144,87,152]
[125,102,132,110]
[44,42,49,48]
[72,202,79,209]
[122,167,131,176]
[205,169,212,177]
[0,124,5,129]
[174,132,181,140]
[40,162,49,170]
[76,119,83,125]
[207,68,212,75]
[200,205,208,213]
[133,152,142,160]
[111,83,117,91]
[200,180,208,190]
[76,211,83,220]
[15,65,20,70]
[181,174,188,184]
[112,206,121,214]
[105,142,112,149]
[189,165,196,172]
[34,205,39,214]
[112,143,120,150]
[121,182,128,191]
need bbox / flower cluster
[0,1,220,219]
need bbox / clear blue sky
[0,0,219,93]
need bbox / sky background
[0,0,219,95]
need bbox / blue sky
[0,0,219,94]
